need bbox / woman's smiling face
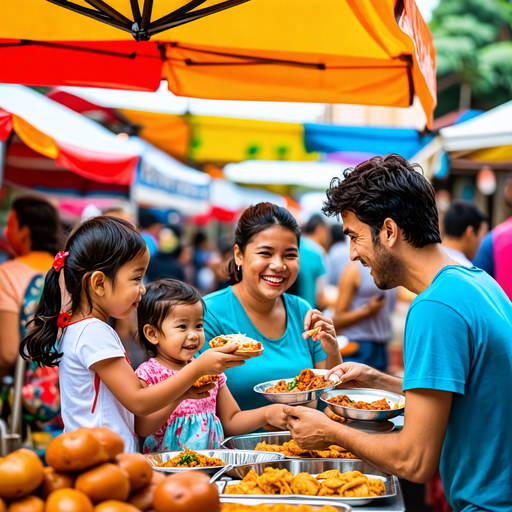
[235,226,300,300]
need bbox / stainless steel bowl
[145,449,285,477]
[220,497,352,511]
[225,459,397,506]
[254,369,340,405]
[321,388,405,422]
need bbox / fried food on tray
[209,333,263,351]
[221,504,338,512]
[193,375,219,388]
[327,394,396,411]
[255,439,358,459]
[156,447,225,468]
[225,468,385,498]
[265,369,334,394]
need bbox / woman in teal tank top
[201,203,341,413]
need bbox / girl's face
[235,226,300,301]
[102,248,150,319]
[150,302,205,363]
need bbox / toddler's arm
[135,379,215,437]
[216,385,288,437]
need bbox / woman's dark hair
[227,202,301,283]
[21,216,148,367]
[137,279,204,357]
[13,196,61,254]
[323,154,442,248]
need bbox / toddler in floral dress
[135,279,287,453]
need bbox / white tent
[440,101,512,152]
[223,160,346,190]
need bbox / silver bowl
[321,388,405,422]
[145,449,285,477]
[254,369,340,405]
[226,459,397,506]
[220,497,352,511]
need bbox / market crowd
[0,154,511,512]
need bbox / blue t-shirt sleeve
[403,300,470,395]
[473,232,494,277]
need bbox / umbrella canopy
[0,84,141,185]
[0,0,436,126]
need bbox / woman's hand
[195,344,250,375]
[303,309,339,357]
[264,404,288,431]
[180,383,217,401]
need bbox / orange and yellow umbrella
[0,0,436,126]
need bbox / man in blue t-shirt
[283,154,512,512]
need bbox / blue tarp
[304,124,433,160]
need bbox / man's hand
[283,406,335,450]
[181,383,216,401]
[365,295,386,317]
[326,361,378,388]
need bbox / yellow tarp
[466,145,512,162]
[119,110,317,163]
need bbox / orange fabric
[12,114,59,160]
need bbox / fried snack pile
[225,468,386,498]
[221,504,337,512]
[328,394,392,411]
[255,439,358,459]
[209,333,263,351]
[193,375,219,388]
[265,369,334,394]
[157,447,225,468]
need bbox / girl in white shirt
[21,215,250,451]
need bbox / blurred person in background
[293,214,331,309]
[139,209,162,258]
[209,235,235,291]
[442,200,488,267]
[474,179,512,300]
[144,227,185,283]
[0,196,60,379]
[104,205,133,225]
[333,261,397,371]
[326,223,351,286]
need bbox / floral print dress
[135,358,226,453]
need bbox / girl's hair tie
[53,251,70,272]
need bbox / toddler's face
[154,302,205,362]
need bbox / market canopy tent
[0,0,436,126]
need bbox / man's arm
[0,311,20,379]
[286,388,452,484]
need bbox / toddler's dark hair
[137,279,204,357]
[21,215,147,367]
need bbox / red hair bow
[53,251,69,272]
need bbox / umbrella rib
[149,0,249,34]
[46,0,132,33]
[141,0,154,31]
[130,0,142,25]
[84,0,132,25]
[149,0,207,29]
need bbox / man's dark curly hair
[323,154,441,248]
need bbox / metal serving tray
[146,449,285,477]
[220,497,352,511]
[223,459,396,507]
[254,369,340,405]
[321,389,405,422]
[222,431,361,460]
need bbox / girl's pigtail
[20,268,64,367]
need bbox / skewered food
[225,468,385,498]
[255,439,358,459]
[155,448,225,468]
[265,369,334,394]
[209,334,262,351]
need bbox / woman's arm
[332,263,384,331]
[134,379,216,437]
[0,311,20,379]
[90,344,248,417]
[215,385,288,437]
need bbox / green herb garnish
[350,399,356,403]
[287,378,298,391]
[178,454,198,466]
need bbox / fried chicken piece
[192,375,219,388]
[291,472,322,496]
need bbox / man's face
[342,210,403,290]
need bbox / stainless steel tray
[222,432,361,460]
[321,389,405,422]
[223,459,396,507]
[220,497,352,511]
[146,449,285,477]
[254,369,340,405]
